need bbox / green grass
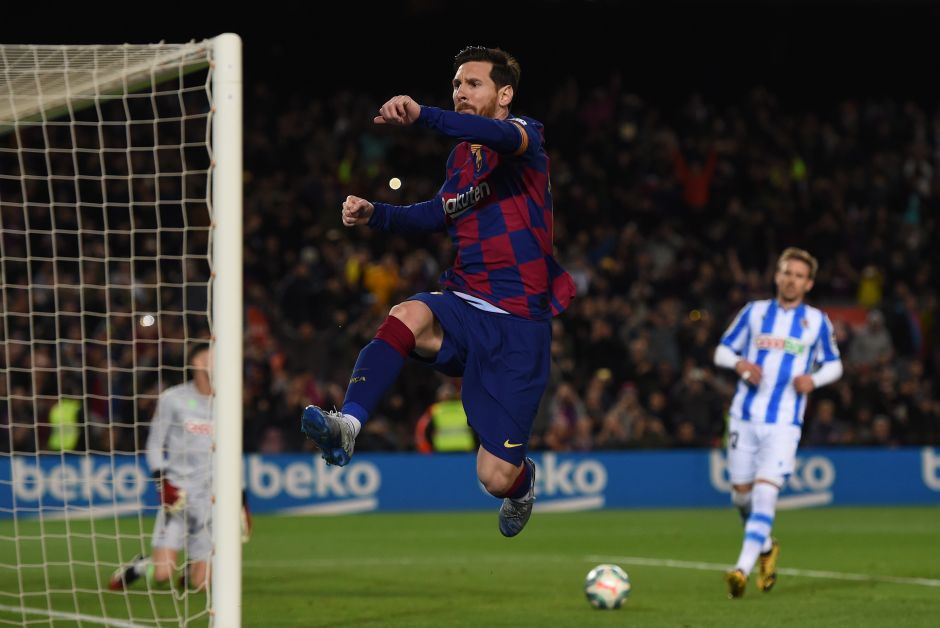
[1,507,938,626]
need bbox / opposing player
[301,45,575,537]
[714,247,843,598]
[110,344,217,591]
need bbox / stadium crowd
[239,78,939,453]
[2,74,938,455]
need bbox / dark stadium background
[3,0,938,454]
[6,1,940,104]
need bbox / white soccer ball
[584,563,631,609]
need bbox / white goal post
[0,34,242,627]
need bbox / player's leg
[731,482,754,524]
[754,485,781,592]
[731,424,799,594]
[152,507,184,586]
[110,509,180,590]
[463,312,549,537]
[725,419,759,597]
[728,420,755,522]
[343,299,443,419]
[477,447,532,498]
[108,552,152,591]
[751,425,799,592]
[151,547,179,585]
[182,493,212,591]
[301,297,442,465]
[478,446,536,537]
[185,560,210,592]
[731,477,780,592]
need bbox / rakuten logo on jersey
[709,450,835,508]
[247,456,381,515]
[533,453,607,512]
[443,182,491,219]
[11,457,147,504]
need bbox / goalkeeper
[110,344,248,591]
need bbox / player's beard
[456,96,498,119]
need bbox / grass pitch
[1,507,937,626]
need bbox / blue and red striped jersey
[369,106,575,320]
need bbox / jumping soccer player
[301,45,575,537]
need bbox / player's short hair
[186,341,211,373]
[777,247,818,279]
[453,45,520,92]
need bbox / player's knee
[389,301,431,335]
[388,301,415,324]
[152,563,174,583]
[731,488,752,508]
[188,567,208,591]
[731,482,754,494]
[754,478,782,490]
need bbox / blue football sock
[341,316,415,424]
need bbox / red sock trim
[375,315,416,358]
[505,462,529,498]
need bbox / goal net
[0,36,242,627]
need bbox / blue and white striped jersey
[719,299,841,426]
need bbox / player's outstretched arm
[414,106,537,156]
[343,194,446,235]
[372,94,535,156]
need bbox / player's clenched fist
[342,195,374,226]
[374,95,421,125]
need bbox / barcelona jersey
[368,106,575,320]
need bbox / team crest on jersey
[756,335,806,356]
[470,144,484,172]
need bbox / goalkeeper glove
[152,470,187,514]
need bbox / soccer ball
[584,564,631,609]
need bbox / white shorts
[152,492,212,561]
[727,418,801,486]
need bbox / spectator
[847,310,894,367]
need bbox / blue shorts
[406,291,551,465]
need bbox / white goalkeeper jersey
[145,381,213,494]
[719,299,841,426]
